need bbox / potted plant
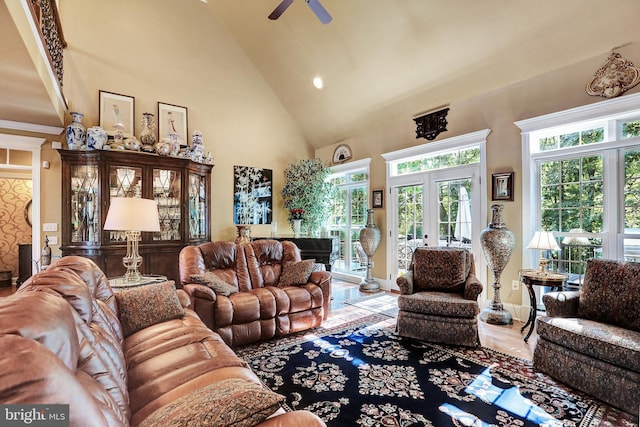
[282,158,336,236]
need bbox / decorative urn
[479,203,515,325]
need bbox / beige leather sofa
[179,239,332,347]
[0,256,325,426]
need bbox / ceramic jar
[139,113,157,153]
[87,126,107,150]
[66,112,86,150]
[479,203,515,324]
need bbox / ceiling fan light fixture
[313,76,324,90]
[269,0,332,24]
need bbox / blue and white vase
[66,112,86,150]
[87,126,107,150]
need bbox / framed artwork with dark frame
[492,172,514,201]
[372,190,384,208]
[158,102,188,147]
[99,90,135,136]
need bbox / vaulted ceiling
[3,0,640,148]
[208,0,640,148]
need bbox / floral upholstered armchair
[396,247,483,347]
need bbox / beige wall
[316,44,640,304]
[18,2,640,306]
[54,0,312,242]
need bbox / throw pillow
[278,259,316,287]
[115,281,185,337]
[138,378,285,427]
[190,272,238,296]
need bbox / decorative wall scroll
[414,108,449,140]
[233,166,273,225]
[586,52,640,99]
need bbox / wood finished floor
[330,279,536,361]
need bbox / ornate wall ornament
[413,108,449,140]
[586,52,640,98]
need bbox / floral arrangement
[290,208,305,220]
[282,158,336,233]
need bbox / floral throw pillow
[190,272,238,296]
[115,281,185,337]
[278,259,316,287]
[138,378,285,427]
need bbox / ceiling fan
[268,0,332,24]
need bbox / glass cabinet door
[188,173,207,239]
[70,164,99,244]
[108,165,143,242]
[153,168,181,241]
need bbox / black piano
[252,236,339,271]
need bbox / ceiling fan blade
[268,0,295,20]
[306,0,332,24]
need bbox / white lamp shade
[527,231,560,251]
[104,197,161,232]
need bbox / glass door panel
[70,164,99,244]
[437,179,472,249]
[395,184,424,275]
[188,173,206,239]
[108,166,142,242]
[153,168,181,241]
[328,183,367,275]
[391,167,481,282]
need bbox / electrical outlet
[48,236,58,245]
[511,280,520,291]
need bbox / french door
[391,165,484,283]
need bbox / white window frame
[329,158,371,282]
[382,129,489,290]
[517,92,640,269]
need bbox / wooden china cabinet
[59,149,212,284]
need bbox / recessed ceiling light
[313,76,324,90]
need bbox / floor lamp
[104,197,160,282]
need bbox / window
[517,93,640,283]
[328,159,371,278]
[391,146,480,176]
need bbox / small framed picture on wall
[158,102,188,147]
[99,90,135,136]
[492,172,514,201]
[372,190,384,208]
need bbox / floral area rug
[236,314,637,427]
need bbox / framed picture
[233,166,273,225]
[99,91,135,136]
[158,102,188,147]
[492,172,514,201]
[372,189,384,208]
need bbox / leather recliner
[179,239,332,347]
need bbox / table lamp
[104,197,160,282]
[527,230,560,275]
